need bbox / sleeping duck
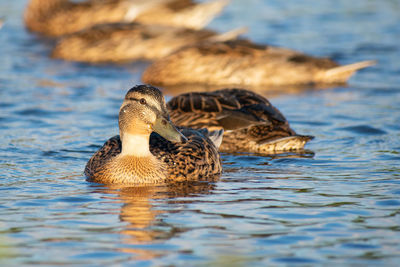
[85,85,223,185]
[24,0,229,37]
[51,23,245,63]
[167,88,314,153]
[142,39,375,87]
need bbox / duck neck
[120,132,152,157]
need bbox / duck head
[119,85,186,156]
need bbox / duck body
[133,0,229,30]
[24,0,229,37]
[167,88,313,153]
[85,128,222,184]
[25,0,134,37]
[85,85,222,185]
[51,23,243,63]
[142,40,375,87]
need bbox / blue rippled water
[1,0,399,266]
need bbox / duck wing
[167,88,287,131]
[149,127,222,182]
[84,135,121,178]
[86,129,222,182]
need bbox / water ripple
[1,0,400,266]
[336,125,387,135]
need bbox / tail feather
[124,0,175,21]
[208,27,248,42]
[207,129,224,149]
[258,135,314,151]
[323,60,376,82]
[188,0,230,29]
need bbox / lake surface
[1,0,400,266]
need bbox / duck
[24,0,229,37]
[132,0,229,30]
[166,88,314,154]
[142,39,376,87]
[85,85,223,185]
[51,23,246,63]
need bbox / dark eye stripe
[127,97,161,116]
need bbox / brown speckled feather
[134,0,229,30]
[51,23,222,63]
[24,0,228,37]
[150,127,222,182]
[85,127,222,184]
[25,0,134,37]
[85,135,122,179]
[142,39,375,87]
[167,88,314,153]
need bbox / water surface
[1,0,400,266]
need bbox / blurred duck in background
[130,0,229,30]
[24,0,229,37]
[167,88,314,154]
[142,39,376,87]
[51,23,246,63]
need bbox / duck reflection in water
[94,181,217,260]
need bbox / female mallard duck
[166,88,314,153]
[142,39,375,87]
[133,0,229,30]
[85,85,223,185]
[24,0,229,37]
[51,23,245,63]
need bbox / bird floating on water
[51,23,246,63]
[24,0,229,37]
[85,85,223,185]
[167,88,314,154]
[142,39,376,87]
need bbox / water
[1,0,400,265]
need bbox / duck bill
[152,117,187,143]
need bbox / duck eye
[161,119,167,126]
[139,98,146,105]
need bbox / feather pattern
[85,128,222,184]
[85,85,222,185]
[24,0,229,37]
[51,23,243,63]
[167,88,314,153]
[142,39,375,87]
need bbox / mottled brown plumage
[24,0,229,37]
[142,39,375,87]
[167,88,314,153]
[51,23,244,63]
[133,0,229,30]
[85,85,222,185]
